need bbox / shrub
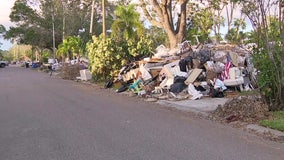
[87,35,153,81]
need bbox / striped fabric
[221,61,232,81]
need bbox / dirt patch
[209,95,270,124]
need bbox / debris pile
[210,95,270,123]
[60,64,81,80]
[109,41,257,101]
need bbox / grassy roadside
[260,111,284,132]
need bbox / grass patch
[260,111,284,132]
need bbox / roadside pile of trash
[108,41,256,101]
[210,95,269,123]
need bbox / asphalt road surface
[0,66,283,160]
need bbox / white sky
[0,0,15,50]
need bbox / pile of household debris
[108,41,257,102]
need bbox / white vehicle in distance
[0,60,9,68]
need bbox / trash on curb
[106,42,257,101]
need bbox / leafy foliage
[252,49,279,97]
[87,34,153,81]
[146,26,169,48]
[0,50,13,61]
[111,4,144,41]
[0,50,4,59]
[8,44,32,61]
[186,9,214,44]
[225,18,247,44]
[85,4,153,81]
[57,36,83,60]
[87,35,123,80]
[236,0,283,110]
[248,15,284,110]
[4,0,61,55]
[41,49,51,63]
[0,24,5,34]
[4,0,116,61]
[225,29,247,44]
[0,24,6,48]
[252,42,283,110]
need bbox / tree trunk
[226,2,235,33]
[166,31,178,49]
[280,1,284,107]
[141,0,187,50]
[102,0,106,37]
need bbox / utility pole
[52,8,56,60]
[102,0,106,38]
[281,1,284,41]
[62,0,66,40]
[281,1,284,67]
[90,0,95,34]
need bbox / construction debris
[108,41,257,102]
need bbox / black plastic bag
[210,88,224,98]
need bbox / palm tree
[233,18,246,34]
[225,18,246,44]
[56,36,83,62]
[111,4,145,41]
[57,39,70,62]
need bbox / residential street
[0,66,283,160]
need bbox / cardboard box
[184,68,203,85]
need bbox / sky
[0,0,15,51]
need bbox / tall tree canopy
[5,0,60,50]
[0,24,5,34]
[0,24,6,47]
[4,0,115,54]
[139,0,239,48]
[4,0,58,60]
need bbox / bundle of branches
[60,64,80,80]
